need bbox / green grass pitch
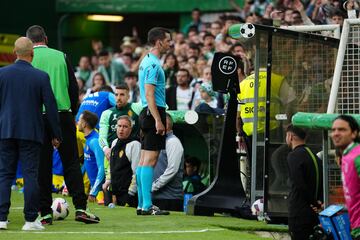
[0,191,288,239]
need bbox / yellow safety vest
[238,72,284,136]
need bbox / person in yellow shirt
[237,70,296,191]
[238,70,296,138]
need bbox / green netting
[292,112,360,130]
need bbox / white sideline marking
[10,207,23,210]
[11,207,123,210]
[4,228,224,234]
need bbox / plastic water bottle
[183,193,193,212]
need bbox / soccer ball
[51,198,69,220]
[251,198,264,216]
[240,23,255,39]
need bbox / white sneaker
[0,221,7,230]
[22,220,45,231]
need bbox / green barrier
[292,112,360,130]
[167,110,187,124]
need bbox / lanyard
[305,147,320,200]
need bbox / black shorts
[139,107,166,151]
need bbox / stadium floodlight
[87,15,124,22]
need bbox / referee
[137,27,172,215]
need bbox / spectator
[175,41,188,62]
[75,56,93,88]
[91,39,103,56]
[292,0,314,26]
[187,42,201,59]
[97,50,128,86]
[102,115,141,207]
[230,42,247,59]
[26,25,100,225]
[283,8,295,25]
[291,10,305,25]
[174,32,185,45]
[245,12,263,24]
[152,114,184,211]
[229,0,253,20]
[199,66,212,83]
[182,8,206,35]
[191,66,211,109]
[198,82,218,109]
[120,53,134,71]
[120,41,135,56]
[256,0,272,15]
[215,15,241,52]
[187,28,201,44]
[84,72,108,97]
[124,71,140,103]
[166,68,194,110]
[163,52,179,89]
[210,21,223,39]
[195,82,225,115]
[330,8,345,26]
[263,3,275,20]
[202,33,215,60]
[196,57,208,78]
[183,157,206,195]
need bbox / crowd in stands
[75,0,349,113]
[67,0,351,209]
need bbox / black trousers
[0,139,41,221]
[104,190,138,208]
[152,199,183,212]
[38,112,87,216]
[288,215,319,240]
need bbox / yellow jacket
[238,71,284,136]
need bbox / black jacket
[287,144,323,218]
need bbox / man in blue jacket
[0,37,61,231]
